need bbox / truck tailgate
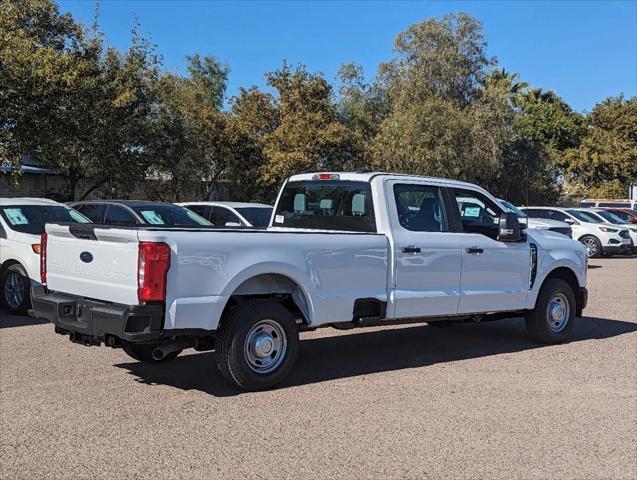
[44,224,140,305]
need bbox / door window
[75,203,106,223]
[452,189,502,239]
[210,207,241,226]
[393,184,448,232]
[546,210,572,222]
[105,205,138,225]
[184,205,211,222]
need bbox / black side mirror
[498,212,523,242]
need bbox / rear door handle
[401,246,421,254]
[466,247,483,254]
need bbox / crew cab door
[387,181,463,318]
[450,188,530,314]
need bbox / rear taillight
[40,233,47,284]
[137,242,171,302]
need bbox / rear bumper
[30,286,164,345]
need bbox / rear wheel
[579,235,601,258]
[1,263,31,315]
[215,300,299,391]
[525,278,576,344]
[122,344,182,363]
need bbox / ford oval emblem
[80,251,94,263]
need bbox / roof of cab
[0,197,62,206]
[286,171,483,190]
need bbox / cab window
[393,184,448,232]
[452,189,502,239]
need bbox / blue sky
[58,1,636,113]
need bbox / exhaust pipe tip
[151,348,165,361]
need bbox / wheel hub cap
[4,272,24,309]
[244,319,287,374]
[546,293,570,333]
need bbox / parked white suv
[521,206,631,258]
[179,202,273,228]
[578,208,637,253]
[0,198,90,314]
[498,200,572,237]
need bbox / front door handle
[466,247,484,255]
[401,246,421,254]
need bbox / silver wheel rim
[244,319,287,374]
[4,272,25,309]
[546,292,570,333]
[582,238,598,257]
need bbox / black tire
[525,278,576,344]
[122,344,182,363]
[579,235,602,258]
[215,300,299,391]
[1,263,31,315]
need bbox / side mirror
[498,212,523,242]
[225,222,242,227]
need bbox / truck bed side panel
[137,230,389,331]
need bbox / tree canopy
[1,2,635,203]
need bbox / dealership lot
[1,257,636,479]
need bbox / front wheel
[525,278,576,344]
[579,235,602,258]
[215,300,299,391]
[1,264,31,315]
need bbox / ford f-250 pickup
[31,172,588,391]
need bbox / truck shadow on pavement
[115,315,637,397]
[0,311,49,328]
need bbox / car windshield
[595,210,626,225]
[0,205,90,235]
[498,199,527,218]
[235,207,273,227]
[567,209,602,223]
[131,205,211,226]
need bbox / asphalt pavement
[1,257,636,479]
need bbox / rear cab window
[273,180,376,232]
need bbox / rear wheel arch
[220,273,312,329]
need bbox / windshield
[567,209,602,223]
[236,207,273,227]
[131,205,211,226]
[498,199,527,218]
[0,205,90,235]
[273,180,376,232]
[594,210,625,224]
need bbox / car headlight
[598,226,618,233]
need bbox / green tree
[561,95,637,198]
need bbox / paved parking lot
[1,257,636,479]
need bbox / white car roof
[0,197,62,206]
[287,172,484,190]
[179,201,272,209]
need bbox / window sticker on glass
[275,215,284,224]
[464,207,481,217]
[139,210,165,225]
[3,208,29,225]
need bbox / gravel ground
[1,257,636,479]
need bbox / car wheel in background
[215,300,299,391]
[579,235,602,258]
[1,263,31,315]
[525,278,576,344]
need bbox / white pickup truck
[31,172,588,391]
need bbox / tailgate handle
[466,247,484,255]
[401,246,421,254]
